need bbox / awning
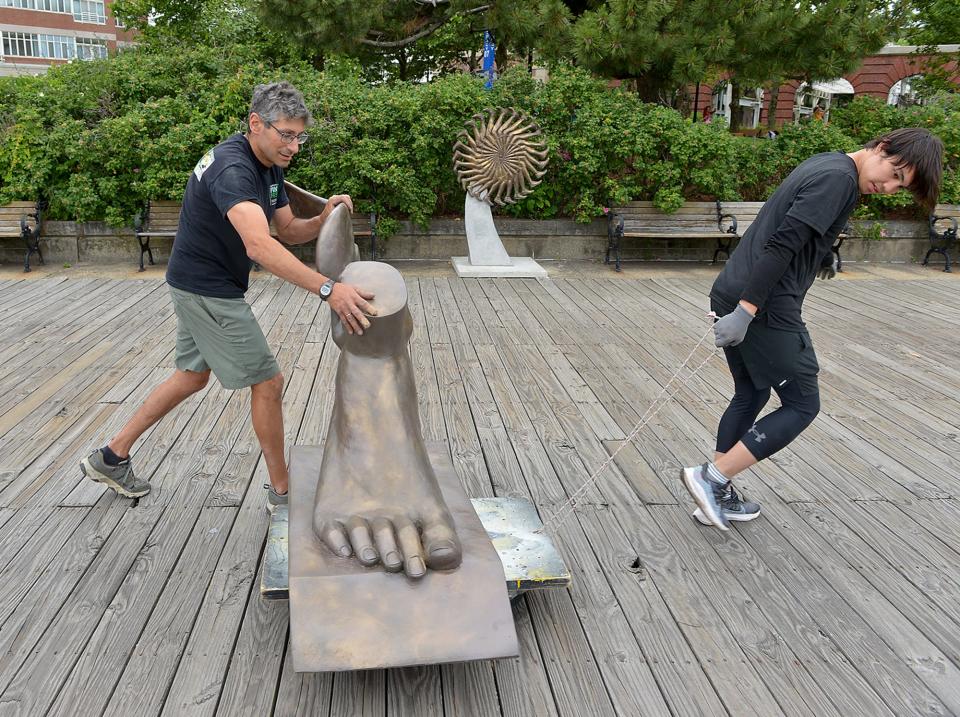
[812,78,855,95]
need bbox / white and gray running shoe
[80,448,150,498]
[693,482,760,525]
[681,463,730,531]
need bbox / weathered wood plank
[386,666,442,717]
[49,507,234,717]
[329,670,386,717]
[214,561,289,717]
[273,637,333,717]
[155,465,271,716]
[0,503,162,710]
[440,661,501,717]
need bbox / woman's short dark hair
[865,127,943,210]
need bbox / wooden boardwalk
[1,262,960,717]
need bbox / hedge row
[0,44,956,230]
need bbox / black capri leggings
[716,343,821,460]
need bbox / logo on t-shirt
[193,149,215,180]
[270,183,279,206]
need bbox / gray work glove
[817,250,839,280]
[713,304,754,347]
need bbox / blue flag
[482,31,495,89]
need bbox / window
[2,31,41,58]
[888,75,924,107]
[39,33,73,59]
[73,0,106,24]
[75,36,106,59]
[1,31,105,60]
[0,0,72,12]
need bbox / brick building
[0,0,133,76]
[700,44,960,130]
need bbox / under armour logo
[749,425,766,443]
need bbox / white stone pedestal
[453,193,547,278]
[451,256,548,278]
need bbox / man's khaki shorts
[169,286,279,390]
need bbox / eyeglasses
[265,121,310,145]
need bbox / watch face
[320,281,333,298]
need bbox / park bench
[134,194,377,271]
[605,201,734,271]
[134,200,179,272]
[348,210,379,260]
[0,200,45,272]
[924,204,959,272]
[721,201,850,272]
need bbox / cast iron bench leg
[713,235,733,264]
[137,235,155,272]
[21,218,42,273]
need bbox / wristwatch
[319,278,336,301]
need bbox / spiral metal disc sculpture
[453,108,549,207]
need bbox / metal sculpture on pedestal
[451,107,550,277]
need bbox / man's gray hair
[250,81,313,126]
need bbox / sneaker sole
[692,508,760,526]
[681,466,729,531]
[80,457,150,498]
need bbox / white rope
[536,314,720,535]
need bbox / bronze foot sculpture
[312,260,463,578]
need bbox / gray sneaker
[80,448,150,498]
[265,483,288,513]
[681,463,730,531]
[693,483,760,525]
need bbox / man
[81,81,376,509]
[683,127,943,530]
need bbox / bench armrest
[133,201,149,233]
[607,212,624,239]
[930,213,958,239]
[20,199,44,238]
[719,213,738,235]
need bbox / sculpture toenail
[430,542,456,557]
[339,546,351,557]
[386,551,401,566]
[361,548,377,562]
[408,557,425,575]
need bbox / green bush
[0,45,955,229]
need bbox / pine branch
[362,4,491,48]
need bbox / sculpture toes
[372,517,403,572]
[317,518,352,558]
[422,518,462,571]
[346,516,379,566]
[394,516,427,579]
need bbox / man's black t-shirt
[166,134,289,298]
[710,152,859,329]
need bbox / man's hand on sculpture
[328,283,377,335]
[325,194,354,214]
[713,303,754,347]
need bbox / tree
[257,0,575,64]
[900,0,960,100]
[571,0,898,114]
[720,0,895,130]
[342,14,489,82]
[111,0,312,65]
